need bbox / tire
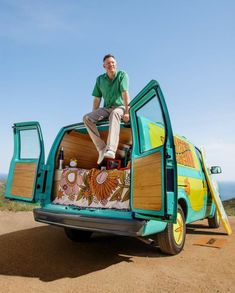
[157,205,186,255]
[64,228,93,242]
[208,209,220,228]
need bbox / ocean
[0,174,7,182]
[218,181,235,201]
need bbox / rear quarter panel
[175,135,211,223]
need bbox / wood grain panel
[57,128,132,170]
[133,152,162,210]
[11,162,37,198]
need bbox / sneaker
[97,149,105,165]
[104,150,116,159]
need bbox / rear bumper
[33,208,146,237]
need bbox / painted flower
[57,189,64,199]
[60,169,83,196]
[88,169,119,201]
[74,172,94,206]
[79,186,93,199]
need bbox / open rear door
[5,121,45,203]
[130,80,177,222]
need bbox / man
[83,54,130,164]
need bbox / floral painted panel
[53,168,130,209]
[174,137,195,168]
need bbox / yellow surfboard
[201,147,232,235]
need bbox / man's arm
[122,90,130,123]
[93,97,101,111]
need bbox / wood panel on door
[11,162,37,198]
[133,152,162,211]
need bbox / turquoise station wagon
[5,80,221,255]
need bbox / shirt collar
[105,71,118,81]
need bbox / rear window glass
[20,129,40,159]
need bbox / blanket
[53,167,130,209]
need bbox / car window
[19,129,40,159]
[195,147,204,171]
[136,96,165,153]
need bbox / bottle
[58,147,64,170]
[121,146,129,168]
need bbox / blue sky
[0,0,235,181]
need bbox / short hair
[103,54,115,62]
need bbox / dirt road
[0,212,234,293]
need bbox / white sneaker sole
[103,152,115,159]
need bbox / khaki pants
[83,106,125,153]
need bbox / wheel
[208,209,220,228]
[64,228,93,242]
[157,205,186,255]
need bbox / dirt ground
[0,212,234,293]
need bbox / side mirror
[210,166,222,174]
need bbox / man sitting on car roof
[83,54,130,164]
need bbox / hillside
[222,198,235,216]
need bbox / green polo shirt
[92,71,129,108]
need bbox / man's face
[103,57,117,75]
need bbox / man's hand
[123,113,130,123]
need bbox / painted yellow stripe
[178,176,206,211]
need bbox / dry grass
[223,198,235,216]
[0,182,37,212]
